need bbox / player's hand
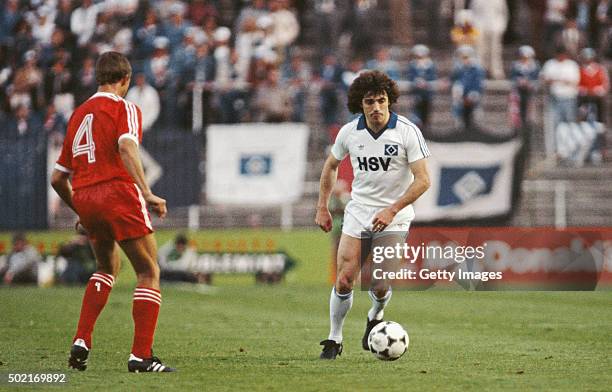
[315,207,333,232]
[144,193,167,219]
[371,207,396,232]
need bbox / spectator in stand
[213,26,234,87]
[171,26,202,79]
[5,104,42,138]
[43,103,67,144]
[11,50,44,111]
[163,2,191,50]
[267,0,299,62]
[509,45,540,129]
[202,14,220,39]
[0,0,20,46]
[340,57,365,91]
[251,66,293,122]
[127,73,161,132]
[134,8,161,61]
[105,0,139,16]
[180,40,216,130]
[544,0,569,58]
[406,44,438,130]
[541,45,580,158]
[572,0,598,45]
[577,47,610,123]
[450,9,479,48]
[0,45,11,110]
[70,0,100,48]
[13,19,36,64]
[0,232,41,285]
[212,25,250,123]
[112,27,134,56]
[347,0,378,58]
[235,0,269,34]
[188,0,219,26]
[235,16,265,83]
[55,0,75,33]
[365,46,401,81]
[470,0,508,80]
[74,57,97,105]
[319,53,344,127]
[40,28,73,69]
[89,7,122,55]
[248,44,276,88]
[450,45,485,130]
[281,50,312,122]
[311,0,348,51]
[218,48,251,123]
[595,0,611,55]
[44,58,74,121]
[558,18,587,58]
[144,36,177,129]
[29,5,56,46]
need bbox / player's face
[362,91,390,131]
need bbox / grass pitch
[0,229,611,391]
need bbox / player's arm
[372,158,431,232]
[51,169,77,213]
[118,139,167,218]
[315,153,341,232]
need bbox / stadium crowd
[0,0,610,162]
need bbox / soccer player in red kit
[51,52,175,373]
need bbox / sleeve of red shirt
[55,115,74,173]
[55,135,73,173]
[116,99,142,145]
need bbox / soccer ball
[368,321,409,361]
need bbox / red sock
[73,272,115,348]
[131,287,161,358]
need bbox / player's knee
[96,262,119,277]
[371,286,388,299]
[136,261,160,281]
[336,273,354,294]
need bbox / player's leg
[331,233,362,336]
[362,226,409,350]
[119,233,175,372]
[320,233,361,359]
[70,237,120,370]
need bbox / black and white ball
[368,321,409,361]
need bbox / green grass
[1,229,611,391]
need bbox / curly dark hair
[347,70,400,114]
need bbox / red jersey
[55,92,142,190]
[579,63,610,95]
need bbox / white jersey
[331,112,430,219]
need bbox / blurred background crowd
[0,0,609,143]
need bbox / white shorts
[342,200,412,239]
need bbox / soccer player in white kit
[315,70,431,359]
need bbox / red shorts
[73,181,154,242]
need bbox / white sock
[328,287,353,343]
[74,338,89,351]
[368,288,392,321]
[129,353,143,362]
